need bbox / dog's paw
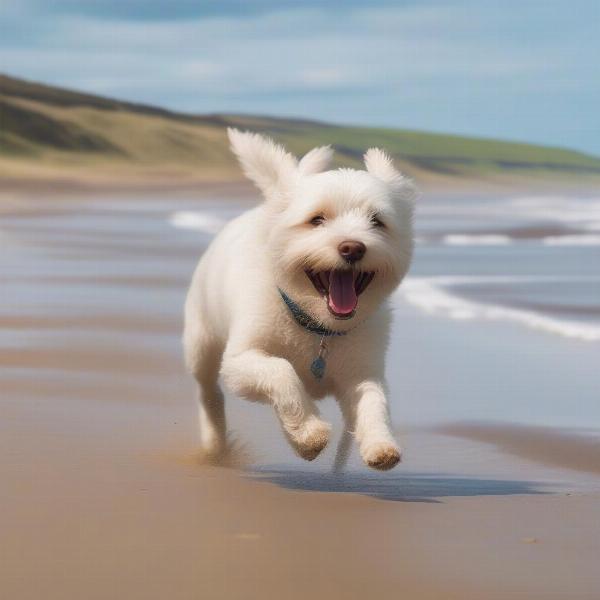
[361,441,402,471]
[286,416,331,461]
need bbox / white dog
[184,129,416,470]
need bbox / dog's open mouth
[306,269,375,319]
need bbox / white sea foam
[398,277,600,342]
[443,234,512,246]
[542,234,600,246]
[168,211,225,234]
[508,196,600,231]
[440,232,600,246]
[405,275,600,286]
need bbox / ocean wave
[404,275,600,285]
[424,196,600,237]
[542,234,600,246]
[168,211,225,234]
[399,277,600,342]
[509,196,600,231]
[443,234,512,246]
[436,231,600,246]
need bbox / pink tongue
[328,270,357,315]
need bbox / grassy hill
[2,73,600,189]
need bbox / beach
[1,186,600,599]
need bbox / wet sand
[1,189,600,599]
[438,422,600,477]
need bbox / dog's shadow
[247,466,548,502]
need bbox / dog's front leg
[221,349,330,460]
[342,379,401,470]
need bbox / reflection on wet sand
[437,422,600,476]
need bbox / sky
[2,0,600,154]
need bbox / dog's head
[228,128,416,330]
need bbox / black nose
[338,240,366,264]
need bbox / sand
[3,429,600,600]
[438,423,600,477]
[1,187,600,599]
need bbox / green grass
[223,115,600,174]
[2,73,600,185]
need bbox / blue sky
[2,0,600,154]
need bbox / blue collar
[278,288,348,337]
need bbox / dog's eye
[371,214,385,228]
[309,215,325,226]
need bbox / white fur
[298,145,333,175]
[184,129,417,469]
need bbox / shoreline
[1,170,599,201]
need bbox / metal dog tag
[310,337,328,380]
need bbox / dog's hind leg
[184,323,227,460]
[196,372,227,460]
[332,427,353,473]
[332,398,355,472]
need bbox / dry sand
[1,188,600,599]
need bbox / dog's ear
[363,148,406,186]
[298,145,333,175]
[364,147,418,208]
[227,128,298,197]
